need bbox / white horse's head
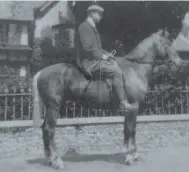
[154,29,182,67]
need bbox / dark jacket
[78,20,108,68]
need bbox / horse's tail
[32,71,43,128]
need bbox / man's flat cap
[87,5,104,12]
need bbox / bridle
[110,50,167,67]
[110,36,177,68]
[88,36,178,73]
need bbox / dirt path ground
[0,146,189,172]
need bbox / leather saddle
[74,50,117,81]
[72,49,117,93]
[74,61,93,81]
[74,57,112,92]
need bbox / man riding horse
[78,4,136,111]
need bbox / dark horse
[32,29,182,169]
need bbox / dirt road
[0,146,189,172]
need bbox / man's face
[92,11,103,23]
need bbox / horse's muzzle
[174,58,182,67]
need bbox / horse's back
[39,63,70,77]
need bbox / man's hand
[102,54,109,60]
[102,53,113,60]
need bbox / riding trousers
[85,59,127,102]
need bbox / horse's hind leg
[131,128,140,161]
[42,98,64,169]
[130,108,141,161]
[130,113,140,161]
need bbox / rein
[89,46,175,73]
[111,54,169,66]
[124,58,170,66]
[124,58,154,65]
[110,49,167,66]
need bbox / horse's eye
[168,60,173,65]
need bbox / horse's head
[154,29,182,67]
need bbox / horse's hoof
[133,152,140,161]
[49,157,64,169]
[125,154,133,165]
[122,147,128,154]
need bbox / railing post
[28,87,32,119]
[12,87,16,120]
[20,87,24,120]
[69,101,76,118]
[80,105,83,118]
[180,90,183,114]
[87,108,90,117]
[65,101,69,118]
[4,86,8,120]
[73,101,76,118]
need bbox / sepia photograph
[0,0,189,171]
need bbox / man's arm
[78,24,104,60]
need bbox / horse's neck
[118,59,152,82]
[120,38,155,80]
[130,36,155,60]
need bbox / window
[0,23,28,46]
[20,66,26,77]
[8,24,22,45]
[20,25,28,45]
[0,64,19,76]
[52,25,75,49]
[0,23,7,43]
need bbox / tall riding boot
[112,74,138,111]
[119,75,138,111]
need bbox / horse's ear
[163,28,169,38]
[157,29,164,36]
[157,28,169,38]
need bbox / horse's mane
[122,32,158,61]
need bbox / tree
[72,1,189,54]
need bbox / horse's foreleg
[42,101,64,169]
[123,107,138,165]
[123,112,133,165]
